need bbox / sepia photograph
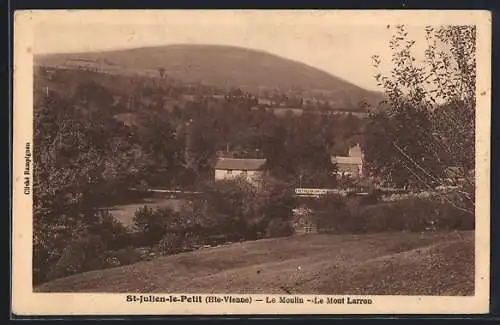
[12,10,490,315]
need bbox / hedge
[314,195,474,234]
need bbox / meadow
[37,230,474,296]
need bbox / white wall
[215,169,263,185]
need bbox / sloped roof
[331,156,363,165]
[215,158,266,171]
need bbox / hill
[37,231,474,295]
[35,44,384,108]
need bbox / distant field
[37,231,474,295]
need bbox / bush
[265,218,294,238]
[197,179,257,235]
[49,233,107,280]
[260,177,296,221]
[355,202,404,233]
[183,231,204,250]
[311,195,474,235]
[196,177,296,241]
[133,206,178,246]
[106,247,142,266]
[90,210,133,250]
[390,197,438,231]
[426,197,474,230]
[155,233,184,255]
[358,190,382,205]
[353,196,475,233]
[33,243,54,286]
[33,209,138,284]
[308,194,349,233]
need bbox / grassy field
[36,230,474,295]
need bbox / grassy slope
[37,231,474,295]
[35,44,384,106]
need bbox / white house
[214,158,267,185]
[331,144,364,178]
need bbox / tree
[158,67,166,78]
[367,25,476,214]
[133,206,177,246]
[182,115,218,184]
[261,113,336,187]
[196,177,296,240]
[33,93,109,284]
[32,90,145,284]
[134,110,185,187]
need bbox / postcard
[12,9,491,315]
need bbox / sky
[29,10,470,91]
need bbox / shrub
[311,194,474,235]
[427,197,474,231]
[133,205,178,246]
[352,196,475,233]
[197,179,256,233]
[355,202,403,233]
[34,209,137,284]
[265,218,294,238]
[155,232,184,255]
[196,177,296,241]
[49,233,107,280]
[310,193,346,211]
[309,194,349,234]
[358,189,382,205]
[390,197,438,231]
[90,210,133,250]
[106,247,142,266]
[182,232,204,250]
[260,177,296,221]
[33,243,53,286]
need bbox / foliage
[193,177,296,241]
[155,233,184,255]
[313,195,474,235]
[262,112,337,186]
[83,210,132,250]
[32,88,149,285]
[358,191,382,205]
[196,179,264,240]
[33,52,369,285]
[132,178,296,254]
[260,177,296,221]
[181,114,218,184]
[35,67,368,189]
[49,233,107,280]
[367,25,476,214]
[105,248,142,267]
[132,206,179,246]
[265,218,295,238]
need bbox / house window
[242,170,248,176]
[227,170,232,175]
